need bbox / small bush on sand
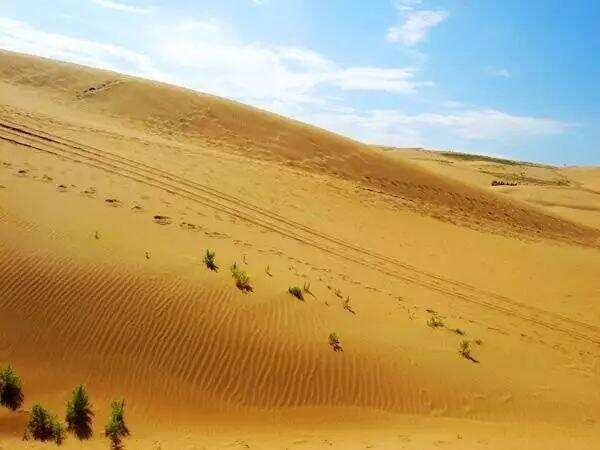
[203,249,218,272]
[459,340,478,363]
[25,404,65,445]
[0,363,24,411]
[230,263,252,292]
[427,315,444,329]
[105,400,129,450]
[328,332,343,352]
[66,385,94,440]
[288,286,304,301]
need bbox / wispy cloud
[487,67,511,78]
[155,20,431,105]
[91,0,153,14]
[302,108,573,147]
[0,17,160,78]
[387,9,448,46]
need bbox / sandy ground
[1,50,600,449]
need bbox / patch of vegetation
[439,151,541,167]
[0,363,24,411]
[328,332,343,352]
[288,286,304,301]
[427,315,444,329]
[105,400,129,450]
[482,170,569,187]
[66,385,94,440]
[203,249,218,271]
[491,180,518,187]
[459,340,478,363]
[25,404,65,445]
[230,263,253,292]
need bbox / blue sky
[1,0,599,165]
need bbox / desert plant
[104,400,129,450]
[230,263,252,292]
[66,385,94,440]
[288,286,304,301]
[427,315,444,328]
[0,363,24,411]
[328,332,343,352]
[25,404,65,445]
[459,340,478,363]
[203,249,218,271]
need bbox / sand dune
[1,50,600,449]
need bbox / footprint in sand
[153,215,172,225]
[204,230,230,239]
[82,187,96,196]
[57,184,68,192]
[42,174,53,182]
[131,204,144,212]
[17,169,28,177]
[179,221,202,232]
[105,198,121,207]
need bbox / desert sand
[1,49,600,449]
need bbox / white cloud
[91,0,153,14]
[302,109,572,147]
[487,67,511,78]
[0,17,161,79]
[332,67,433,93]
[176,19,221,33]
[251,0,269,4]
[155,22,430,104]
[388,9,448,46]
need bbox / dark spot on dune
[153,215,172,225]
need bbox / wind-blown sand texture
[1,50,600,449]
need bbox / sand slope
[1,50,600,449]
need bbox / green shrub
[427,315,444,328]
[288,286,304,300]
[230,263,252,292]
[328,332,343,352]
[203,249,218,271]
[459,340,478,363]
[25,404,65,445]
[66,385,93,440]
[0,363,24,411]
[105,400,129,450]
